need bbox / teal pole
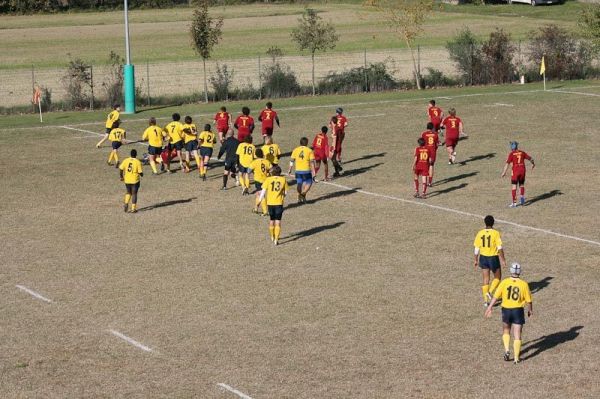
[122,0,135,114]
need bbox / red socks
[512,188,517,202]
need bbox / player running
[485,262,533,364]
[501,141,535,208]
[97,104,120,148]
[248,149,273,215]
[312,126,330,181]
[258,165,288,246]
[164,113,185,172]
[258,102,280,143]
[440,108,464,164]
[236,135,256,195]
[141,117,166,175]
[198,124,217,181]
[412,137,432,199]
[217,130,240,190]
[107,120,126,168]
[330,108,348,175]
[234,106,255,143]
[181,116,201,174]
[288,137,316,204]
[262,135,281,166]
[474,215,507,306]
[427,100,443,132]
[214,106,232,144]
[119,149,144,213]
[421,122,439,186]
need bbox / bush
[260,62,301,98]
[62,58,92,109]
[482,28,516,84]
[318,62,398,95]
[40,85,52,112]
[421,68,459,88]
[101,51,124,108]
[209,63,234,101]
[446,28,486,85]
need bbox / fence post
[258,55,262,100]
[146,60,150,107]
[89,65,94,111]
[31,65,35,113]
[364,49,368,92]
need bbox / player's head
[321,126,328,134]
[184,116,192,124]
[149,117,156,126]
[271,165,282,176]
[172,113,181,122]
[255,148,264,158]
[510,141,519,150]
[449,107,456,116]
[245,135,253,143]
[130,149,137,158]
[300,137,309,146]
[336,107,343,115]
[484,215,495,228]
[226,129,234,138]
[509,262,522,276]
[417,137,425,147]
[426,122,434,131]
[204,123,211,131]
[112,120,120,129]
[242,106,250,116]
[266,102,273,109]
[220,106,226,112]
[331,116,338,124]
[429,100,436,106]
[113,104,121,110]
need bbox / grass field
[1,81,600,398]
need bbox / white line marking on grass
[318,180,600,247]
[551,89,600,98]
[15,285,52,303]
[109,329,154,353]
[352,113,386,118]
[218,383,253,399]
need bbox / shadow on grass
[458,152,496,166]
[433,171,478,186]
[344,152,387,164]
[286,188,359,210]
[529,276,553,294]
[525,190,563,206]
[138,197,196,212]
[428,183,468,197]
[282,221,345,244]
[341,162,384,177]
[521,326,583,360]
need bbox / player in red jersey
[234,106,255,143]
[258,102,280,143]
[440,108,464,164]
[413,137,432,199]
[312,126,330,181]
[330,108,348,174]
[421,122,439,186]
[214,106,232,144]
[501,141,535,207]
[427,100,444,132]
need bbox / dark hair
[417,137,425,146]
[255,148,264,158]
[130,149,137,157]
[484,215,495,227]
[426,122,434,130]
[266,102,273,108]
[429,100,436,106]
[149,117,156,125]
[112,120,120,129]
[321,126,328,133]
[331,116,338,124]
[204,124,211,131]
[449,108,456,116]
[271,165,282,176]
[184,116,192,124]
[336,107,343,114]
[245,135,253,143]
[113,104,120,109]
[172,113,181,121]
[242,106,250,116]
[300,137,308,146]
[220,106,226,112]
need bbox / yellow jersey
[290,145,315,172]
[108,128,126,142]
[262,176,288,206]
[198,130,217,148]
[105,110,120,129]
[236,142,256,167]
[249,158,272,183]
[142,126,165,147]
[474,228,503,257]
[182,123,198,144]
[493,277,532,309]
[262,143,281,165]
[119,157,143,184]
[164,121,183,144]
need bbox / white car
[507,0,562,5]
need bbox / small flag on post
[32,86,43,122]
[540,56,546,91]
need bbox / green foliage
[40,85,52,112]
[209,63,234,101]
[291,8,338,55]
[579,3,600,52]
[446,27,485,85]
[260,62,301,99]
[482,28,515,84]
[61,58,92,109]
[318,62,398,95]
[421,68,459,88]
[190,0,223,60]
[101,51,124,108]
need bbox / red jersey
[441,116,461,139]
[428,106,443,125]
[312,133,329,154]
[506,150,531,174]
[414,146,432,169]
[214,111,230,131]
[235,115,254,140]
[421,130,439,148]
[259,108,277,129]
[333,114,348,133]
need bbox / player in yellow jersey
[164,113,184,172]
[198,124,217,181]
[181,116,201,174]
[97,104,120,148]
[485,262,533,364]
[107,121,126,168]
[141,117,166,175]
[236,135,256,195]
[248,149,273,216]
[119,149,144,213]
[288,137,316,204]
[258,165,288,245]
[474,215,507,306]
[262,135,281,166]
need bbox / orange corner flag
[33,86,41,105]
[540,56,546,76]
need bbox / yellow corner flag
[540,56,546,76]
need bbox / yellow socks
[482,285,490,301]
[149,159,158,174]
[194,154,201,169]
[114,153,119,164]
[274,226,281,241]
[269,226,275,241]
[261,199,267,215]
[245,175,250,189]
[108,151,114,163]
[131,203,137,211]
[490,278,500,294]
[514,339,522,361]
[124,194,131,204]
[502,334,510,352]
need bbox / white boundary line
[218,383,253,399]
[352,113,386,118]
[108,329,154,353]
[15,285,52,303]
[552,89,600,98]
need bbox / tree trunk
[311,52,315,96]
[406,40,421,90]
[203,58,208,103]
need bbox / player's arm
[310,159,316,178]
[473,246,480,270]
[528,155,535,169]
[258,188,267,203]
[217,144,225,160]
[412,155,417,172]
[258,112,263,122]
[501,159,511,178]
[249,120,255,133]
[288,159,294,175]
[458,121,464,135]
[275,115,280,127]
[497,248,507,269]
[119,169,124,181]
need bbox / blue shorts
[111,141,122,150]
[502,307,525,325]
[296,172,313,186]
[268,205,284,221]
[479,255,501,272]
[200,147,213,158]
[148,145,162,156]
[169,141,184,151]
[185,140,198,152]
[239,166,251,174]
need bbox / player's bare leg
[323,160,329,181]
[420,175,428,199]
[428,164,434,186]
[510,183,518,208]
[502,323,512,361]
[97,134,109,148]
[512,324,523,364]
[413,174,420,197]
[301,182,312,203]
[447,146,455,164]
[314,160,321,179]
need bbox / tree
[190,0,223,103]
[365,0,435,90]
[579,3,600,54]
[291,8,338,96]
[481,28,515,85]
[446,27,485,86]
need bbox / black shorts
[200,147,213,158]
[502,307,525,325]
[239,166,251,174]
[268,205,283,220]
[479,255,501,273]
[105,127,112,134]
[148,145,162,156]
[169,141,184,151]
[111,141,122,150]
[254,181,264,191]
[185,140,198,152]
[125,182,140,193]
[224,161,237,172]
